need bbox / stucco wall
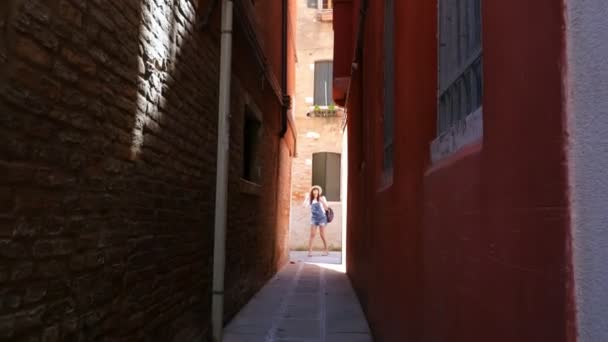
[566,1,608,340]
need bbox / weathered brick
[44,299,75,323]
[24,283,48,304]
[0,133,29,161]
[21,0,52,24]
[3,293,22,310]
[0,315,15,340]
[11,262,34,281]
[33,239,75,258]
[89,6,116,32]
[61,47,96,75]
[15,35,52,67]
[0,186,15,214]
[52,60,79,83]
[20,333,43,342]
[42,325,59,342]
[12,218,41,237]
[0,239,27,258]
[14,304,46,331]
[69,254,85,271]
[59,0,83,27]
[37,259,67,278]
[0,265,8,283]
[48,107,94,131]
[60,88,88,109]
[84,250,105,269]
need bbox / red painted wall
[337,0,574,341]
[332,0,353,105]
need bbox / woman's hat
[311,185,323,194]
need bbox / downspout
[279,0,289,137]
[274,0,289,269]
[212,1,233,341]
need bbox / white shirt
[303,195,328,209]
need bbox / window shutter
[437,0,483,134]
[312,152,341,201]
[314,61,333,106]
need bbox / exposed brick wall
[0,0,292,341]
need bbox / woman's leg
[308,225,317,256]
[319,225,329,255]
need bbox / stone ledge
[431,107,483,163]
[239,178,262,196]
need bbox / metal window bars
[437,0,483,135]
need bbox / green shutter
[312,152,341,201]
[314,61,333,106]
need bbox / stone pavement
[224,252,372,341]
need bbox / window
[308,0,332,9]
[382,0,395,182]
[243,108,262,183]
[312,152,341,201]
[314,60,333,106]
[437,0,483,134]
[321,0,332,9]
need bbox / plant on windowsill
[308,104,338,117]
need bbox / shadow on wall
[0,0,221,340]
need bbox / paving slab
[223,252,372,341]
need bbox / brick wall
[0,0,292,341]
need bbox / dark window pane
[314,61,333,106]
[437,0,483,135]
[383,0,394,174]
[243,108,262,183]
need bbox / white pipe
[212,1,233,341]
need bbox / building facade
[0,0,295,340]
[333,0,608,341]
[290,0,344,251]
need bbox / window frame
[313,60,334,107]
[381,0,395,188]
[433,0,484,163]
[242,102,263,186]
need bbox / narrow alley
[224,253,371,342]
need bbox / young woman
[304,185,330,257]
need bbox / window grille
[383,0,395,178]
[314,61,334,106]
[437,0,483,134]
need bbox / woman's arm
[321,196,329,210]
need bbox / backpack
[325,207,334,223]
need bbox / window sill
[316,9,333,22]
[239,178,262,196]
[377,169,394,193]
[431,107,483,164]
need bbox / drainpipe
[212,1,233,341]
[279,0,289,137]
